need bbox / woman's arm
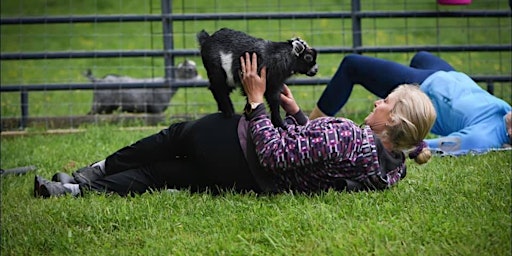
[239,52,317,170]
[240,52,360,172]
[280,84,309,125]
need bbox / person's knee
[415,51,432,57]
[341,54,361,65]
[410,51,432,66]
[337,54,362,73]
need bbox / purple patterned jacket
[238,104,407,193]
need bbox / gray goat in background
[86,59,200,114]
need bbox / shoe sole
[33,175,52,198]
[39,184,51,198]
[34,176,43,197]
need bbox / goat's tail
[196,30,210,46]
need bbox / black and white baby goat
[86,59,200,114]
[197,28,318,128]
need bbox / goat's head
[289,38,318,77]
[175,59,199,79]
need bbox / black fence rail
[1,0,511,130]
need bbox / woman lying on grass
[309,51,512,156]
[34,52,436,198]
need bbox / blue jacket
[420,71,511,155]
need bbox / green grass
[1,126,511,255]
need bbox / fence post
[351,0,362,54]
[161,0,175,82]
[486,81,494,95]
[20,89,28,129]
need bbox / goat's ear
[291,40,305,56]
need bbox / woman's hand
[280,84,300,115]
[240,52,266,104]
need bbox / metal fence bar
[2,45,510,60]
[162,0,175,81]
[1,10,509,25]
[351,0,362,53]
[0,50,189,60]
[1,75,509,92]
[20,89,28,129]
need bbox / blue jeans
[316,51,455,116]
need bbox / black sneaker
[34,175,69,198]
[51,172,77,184]
[72,166,105,185]
[34,175,44,197]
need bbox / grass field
[1,0,512,255]
[1,125,511,255]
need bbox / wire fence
[1,0,511,131]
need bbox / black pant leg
[180,113,261,193]
[86,113,262,195]
[85,155,261,196]
[104,121,192,174]
[83,160,202,196]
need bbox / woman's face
[364,94,397,133]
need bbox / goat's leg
[202,62,235,117]
[88,105,98,115]
[209,83,235,117]
[101,105,117,114]
[88,93,101,114]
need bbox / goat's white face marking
[220,51,236,88]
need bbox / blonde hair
[381,84,437,164]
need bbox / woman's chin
[363,114,371,125]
